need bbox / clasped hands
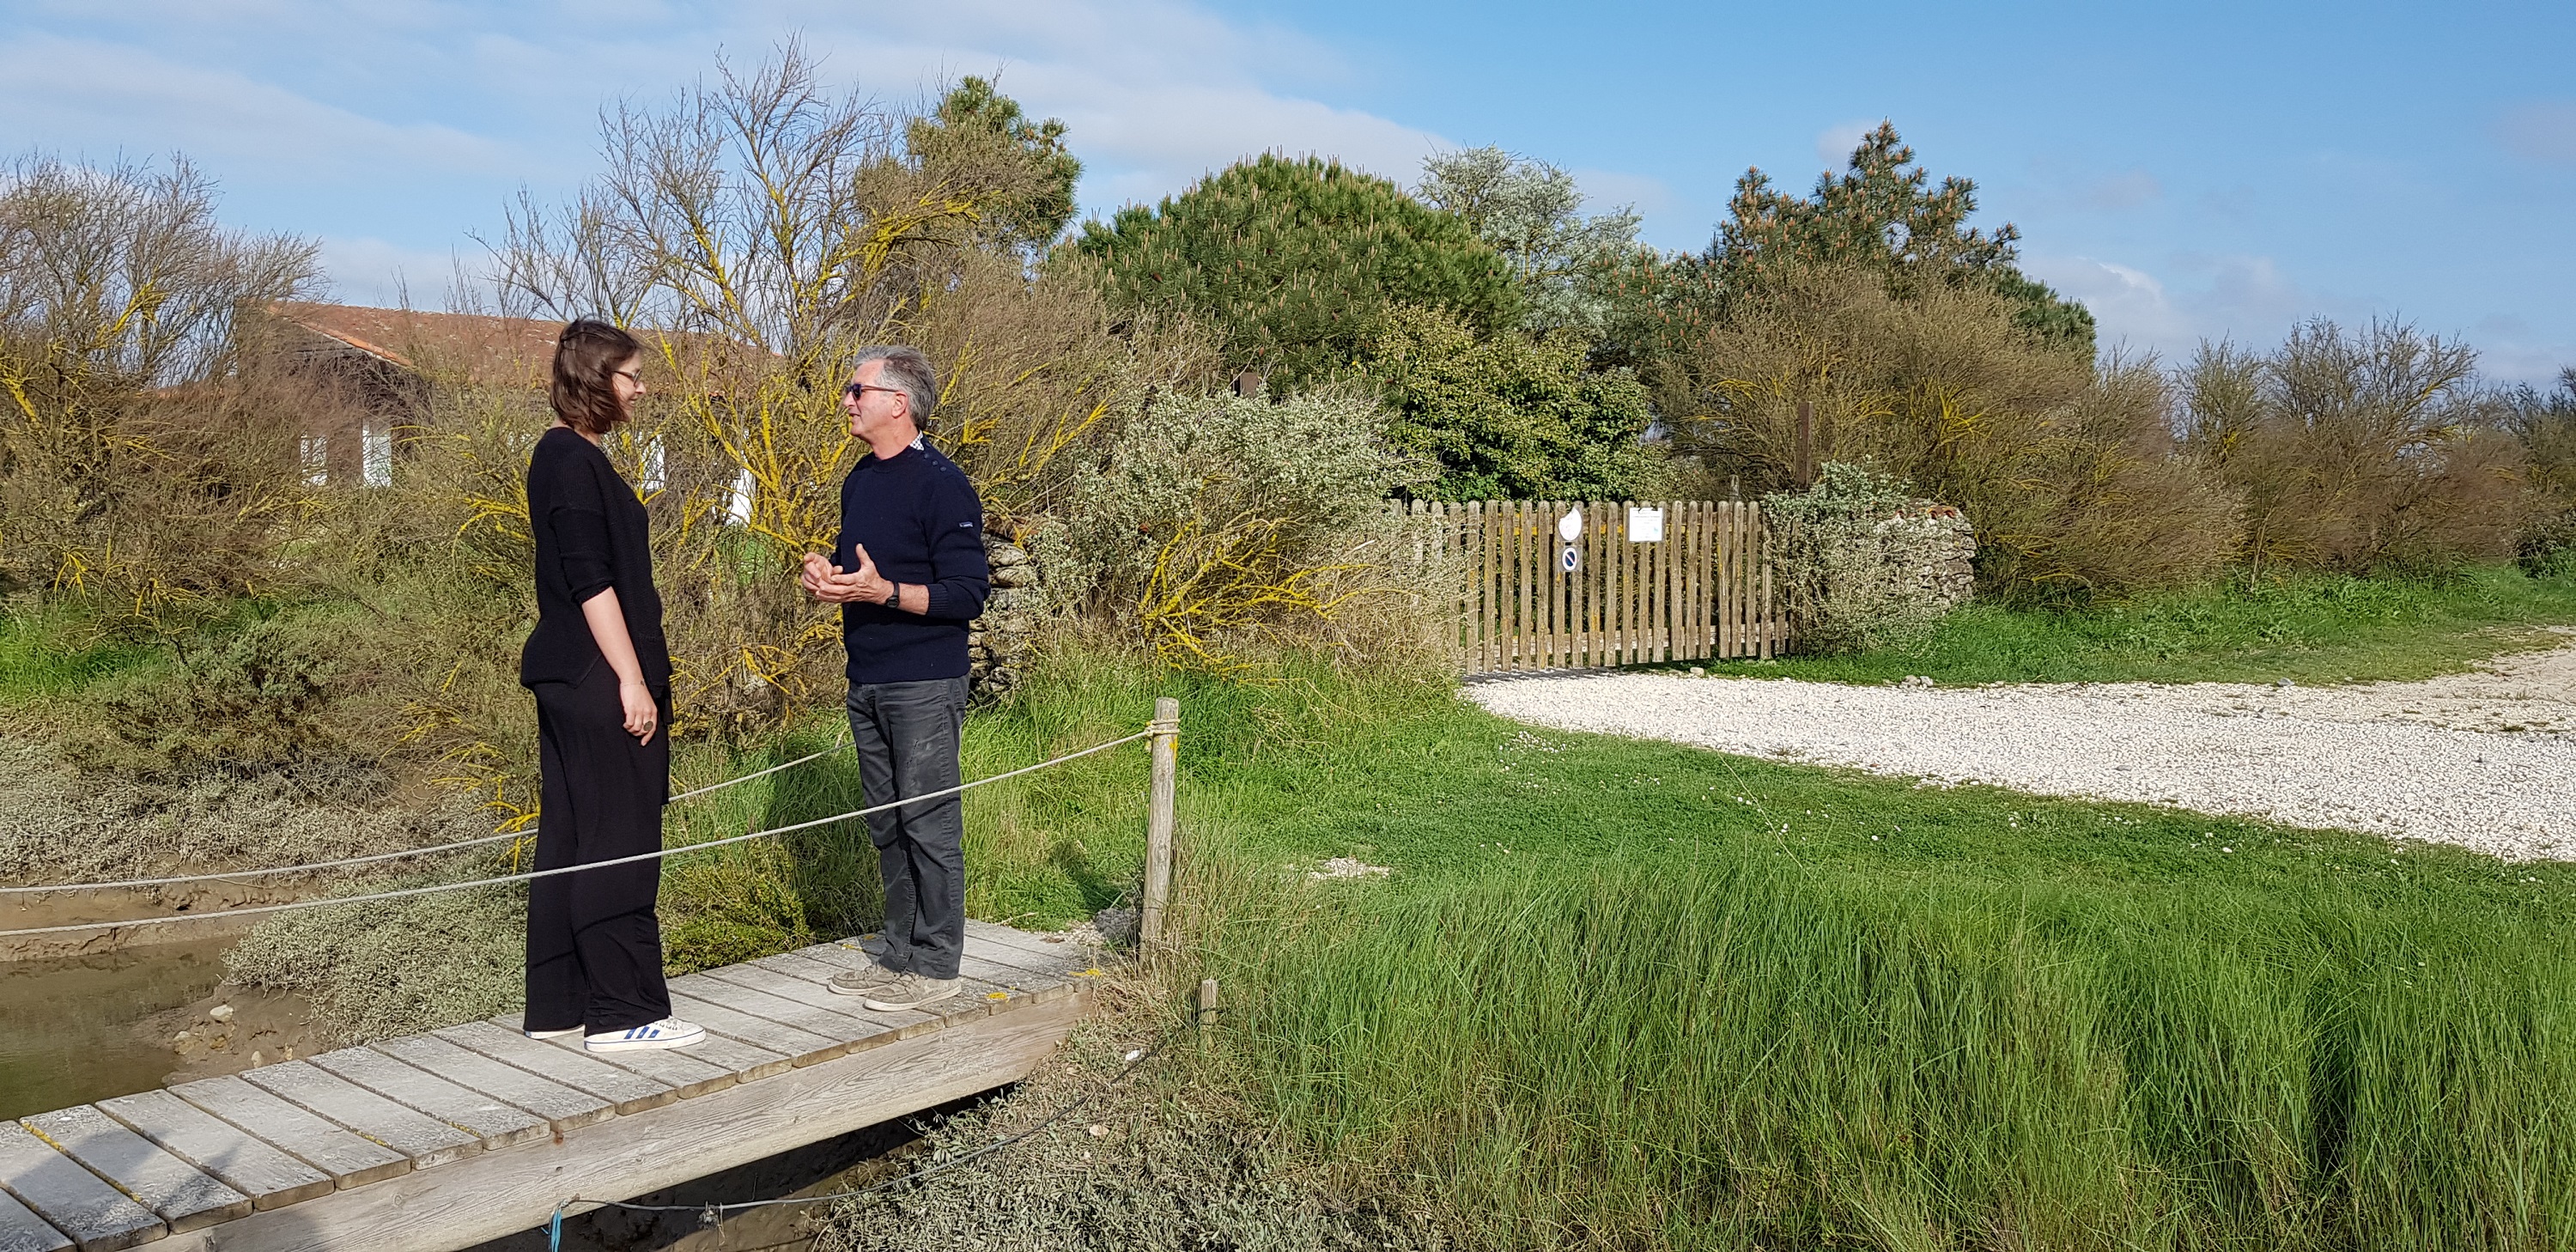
[800,547,896,606]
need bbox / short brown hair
[550,319,642,435]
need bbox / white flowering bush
[1765,462,1975,654]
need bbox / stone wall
[969,529,1044,700]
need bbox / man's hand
[800,548,893,605]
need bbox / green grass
[0,605,153,701]
[871,650,2576,1250]
[1703,565,2576,686]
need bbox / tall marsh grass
[1202,855,2576,1249]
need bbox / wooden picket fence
[1403,499,1783,674]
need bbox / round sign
[1560,545,1580,573]
[1557,508,1583,542]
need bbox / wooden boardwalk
[0,921,1096,1252]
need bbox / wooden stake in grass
[1142,697,1181,947]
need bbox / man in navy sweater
[799,345,990,1012]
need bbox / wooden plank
[756,951,1018,1015]
[158,994,1082,1252]
[167,1075,409,1190]
[1473,501,1490,673]
[692,963,946,1039]
[0,1188,70,1252]
[433,1022,674,1115]
[1504,505,1525,670]
[955,922,1097,974]
[366,1036,611,1133]
[1694,501,1712,659]
[650,993,844,1067]
[0,1121,163,1251]
[792,941,1027,995]
[512,1020,753,1097]
[1719,502,1739,659]
[94,1091,330,1212]
[305,1048,550,1152]
[665,975,896,1052]
[240,1063,479,1169]
[1761,514,1778,659]
[21,1106,247,1233]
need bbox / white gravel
[1467,643,2576,861]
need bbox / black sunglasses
[843,382,903,401]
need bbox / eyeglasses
[843,382,903,402]
[611,368,643,385]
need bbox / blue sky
[7,0,2572,380]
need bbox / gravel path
[1467,644,2576,860]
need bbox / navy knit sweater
[834,439,990,684]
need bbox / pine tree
[1073,154,1519,388]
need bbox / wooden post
[1140,697,1181,947]
[1196,978,1219,1049]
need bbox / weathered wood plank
[240,1063,480,1169]
[168,1075,410,1190]
[93,1091,331,1212]
[791,942,1067,1005]
[958,923,1098,978]
[366,1036,611,1133]
[306,1048,550,1152]
[659,991,847,1066]
[0,1188,70,1252]
[504,1018,755,1097]
[750,952,1009,1024]
[433,1023,673,1115]
[22,1105,247,1232]
[692,963,944,1039]
[665,975,902,1050]
[0,1120,163,1251]
[157,994,1082,1252]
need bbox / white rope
[0,731,854,896]
[0,729,1152,939]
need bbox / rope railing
[0,727,1154,939]
[0,731,854,897]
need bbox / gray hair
[852,344,939,433]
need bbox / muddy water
[0,937,232,1120]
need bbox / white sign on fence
[1627,506,1664,542]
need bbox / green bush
[74,616,368,782]
[1073,154,1519,389]
[1365,303,1657,501]
[2518,507,2576,579]
[1765,462,1974,654]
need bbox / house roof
[264,303,749,390]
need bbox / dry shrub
[1675,268,2233,600]
[1036,389,1438,672]
[0,154,320,619]
[483,46,1216,739]
[2181,320,2530,576]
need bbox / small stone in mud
[208,1004,234,1024]
[248,1050,263,1067]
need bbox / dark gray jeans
[846,677,969,980]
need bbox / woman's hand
[619,677,659,745]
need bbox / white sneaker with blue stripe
[585,1017,706,1052]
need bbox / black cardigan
[520,427,669,690]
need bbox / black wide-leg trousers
[525,662,674,1035]
[847,677,969,981]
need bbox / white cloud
[315,237,472,308]
[1814,119,1877,171]
[0,32,525,180]
[2023,252,2364,362]
[6,0,1464,303]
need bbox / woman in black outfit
[519,319,702,1054]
